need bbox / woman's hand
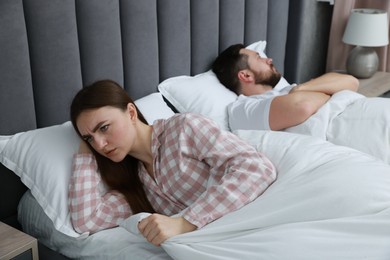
[138,214,197,246]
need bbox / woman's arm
[180,115,277,228]
[136,114,276,246]
[68,141,131,234]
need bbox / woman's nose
[94,136,107,150]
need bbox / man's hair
[212,44,248,94]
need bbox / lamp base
[346,46,378,79]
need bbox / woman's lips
[105,148,116,156]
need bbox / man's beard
[253,68,282,88]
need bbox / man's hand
[138,214,197,246]
[288,84,303,94]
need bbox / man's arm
[269,72,358,131]
[269,91,330,131]
[290,72,359,95]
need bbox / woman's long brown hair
[70,80,155,214]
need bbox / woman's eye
[100,125,109,132]
[84,136,93,143]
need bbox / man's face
[240,49,281,88]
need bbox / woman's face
[76,104,137,162]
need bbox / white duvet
[20,130,390,259]
[131,131,390,260]
[285,90,390,164]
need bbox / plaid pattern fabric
[140,113,276,228]
[69,113,276,233]
[68,154,131,234]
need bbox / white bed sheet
[19,130,390,260]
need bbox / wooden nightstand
[357,71,390,97]
[0,222,39,260]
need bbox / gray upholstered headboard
[0,0,289,234]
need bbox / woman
[69,79,277,246]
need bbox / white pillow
[158,70,236,130]
[134,92,175,124]
[158,41,291,131]
[0,121,81,237]
[0,92,174,238]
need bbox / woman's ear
[127,103,138,121]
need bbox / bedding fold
[160,131,390,259]
[284,90,390,164]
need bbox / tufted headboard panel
[0,0,289,229]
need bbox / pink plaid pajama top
[69,113,277,234]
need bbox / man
[212,43,359,131]
[212,43,390,164]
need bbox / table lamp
[342,8,389,78]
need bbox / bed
[1,1,390,260]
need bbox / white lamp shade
[343,8,389,47]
